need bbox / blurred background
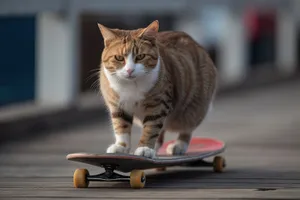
[0,0,299,109]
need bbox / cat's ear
[97,23,117,46]
[138,20,159,37]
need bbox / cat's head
[98,20,160,81]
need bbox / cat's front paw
[166,141,188,155]
[106,144,130,154]
[134,147,156,158]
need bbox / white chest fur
[114,81,149,114]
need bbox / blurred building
[0,0,299,108]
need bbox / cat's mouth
[119,74,137,80]
[125,75,136,80]
[115,72,137,80]
[123,75,136,80]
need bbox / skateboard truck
[87,165,130,182]
[73,164,146,189]
[185,158,226,168]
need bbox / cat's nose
[126,68,134,75]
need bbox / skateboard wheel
[130,170,146,189]
[73,168,89,188]
[213,156,225,173]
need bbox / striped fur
[98,20,217,158]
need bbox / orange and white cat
[98,20,217,158]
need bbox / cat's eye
[136,54,145,60]
[114,55,124,61]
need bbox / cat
[98,20,217,158]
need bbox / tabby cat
[98,20,217,158]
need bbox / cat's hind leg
[166,132,191,155]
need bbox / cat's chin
[124,76,137,80]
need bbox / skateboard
[66,137,226,189]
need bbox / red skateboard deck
[157,137,225,156]
[67,137,226,189]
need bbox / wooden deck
[1,79,300,199]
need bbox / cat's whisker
[86,70,101,83]
[90,68,101,72]
[90,79,100,91]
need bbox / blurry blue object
[0,16,36,106]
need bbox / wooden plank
[1,80,300,199]
[1,188,300,199]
